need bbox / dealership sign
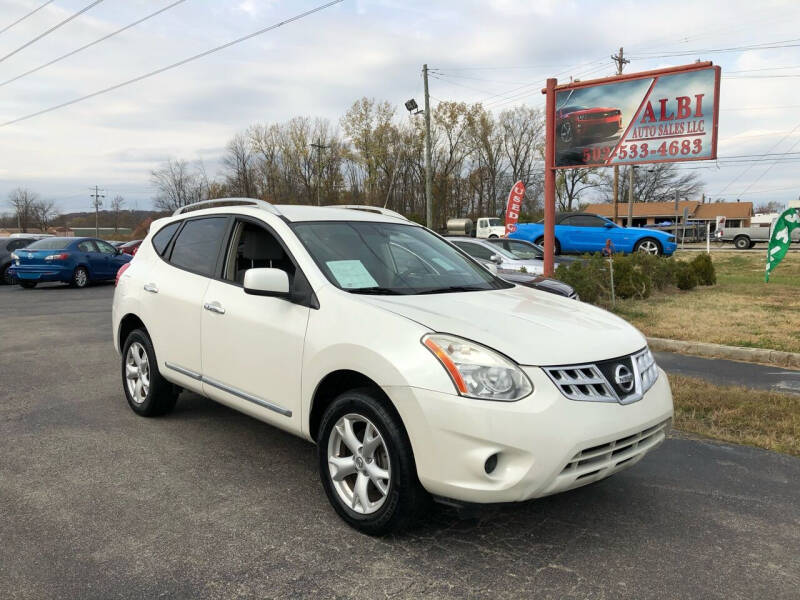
[504,180,525,235]
[554,63,720,169]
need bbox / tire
[488,234,498,239]
[317,389,426,535]
[121,329,178,417]
[19,280,37,289]
[72,266,90,288]
[1,264,13,285]
[733,236,750,250]
[634,237,662,256]
[534,236,561,255]
[559,120,574,144]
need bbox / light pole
[404,97,427,225]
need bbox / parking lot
[1,283,799,599]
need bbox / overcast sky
[1,0,799,213]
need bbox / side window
[169,217,228,277]
[224,221,294,284]
[570,215,606,227]
[96,240,116,254]
[509,241,541,259]
[7,239,29,251]
[152,221,181,256]
[454,241,494,260]
[77,240,97,252]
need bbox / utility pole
[627,167,634,227]
[423,63,433,230]
[310,139,329,206]
[611,47,629,225]
[90,185,105,238]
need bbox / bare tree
[222,132,256,198]
[556,168,601,211]
[32,199,58,231]
[7,187,38,231]
[110,195,125,232]
[150,159,206,211]
[598,163,703,203]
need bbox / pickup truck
[475,217,506,239]
[716,223,800,249]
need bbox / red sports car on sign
[557,105,622,145]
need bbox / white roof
[276,204,409,224]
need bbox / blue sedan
[9,237,132,288]
[509,213,677,256]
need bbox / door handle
[203,302,225,315]
[143,283,158,293]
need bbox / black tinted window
[169,217,227,276]
[6,239,32,251]
[152,222,181,256]
[568,215,607,227]
[453,241,494,260]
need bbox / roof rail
[173,198,282,217]
[327,204,409,221]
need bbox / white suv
[112,199,673,534]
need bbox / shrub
[675,262,698,290]
[554,254,607,303]
[630,253,676,290]
[612,255,652,299]
[690,253,716,286]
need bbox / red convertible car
[557,105,622,145]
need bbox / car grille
[544,347,658,404]
[580,110,620,120]
[559,419,671,480]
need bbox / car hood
[360,286,646,366]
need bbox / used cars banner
[504,180,525,235]
[554,63,720,169]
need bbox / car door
[75,240,105,275]
[200,217,309,432]
[554,216,582,251]
[146,216,229,388]
[94,239,121,278]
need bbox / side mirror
[604,222,615,228]
[243,268,290,298]
[490,253,503,264]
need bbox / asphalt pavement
[655,350,800,394]
[1,282,799,599]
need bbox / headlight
[422,333,533,401]
[10,252,18,260]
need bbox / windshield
[293,222,511,295]
[26,238,71,250]
[486,218,502,227]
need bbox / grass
[669,374,800,456]
[613,251,800,353]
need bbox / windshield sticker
[326,260,379,289]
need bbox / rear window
[168,217,228,276]
[26,238,71,250]
[151,223,180,256]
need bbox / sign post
[543,78,557,276]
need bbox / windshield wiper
[417,285,487,294]
[347,286,405,295]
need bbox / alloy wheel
[637,240,660,255]
[327,413,391,515]
[559,121,573,143]
[75,268,88,287]
[125,342,150,404]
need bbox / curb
[647,337,800,370]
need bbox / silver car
[447,237,567,276]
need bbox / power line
[0,0,188,89]
[0,0,106,65]
[0,0,56,35]
[0,0,344,129]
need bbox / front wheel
[634,238,662,256]
[121,329,178,417]
[318,389,426,535]
[2,264,14,285]
[72,266,89,288]
[535,236,561,255]
[733,236,750,250]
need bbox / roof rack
[327,205,409,221]
[173,198,282,217]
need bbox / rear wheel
[1,264,13,285]
[121,329,177,417]
[734,235,751,250]
[534,236,561,255]
[488,234,498,239]
[72,266,89,288]
[19,280,36,289]
[318,389,426,535]
[634,237,662,256]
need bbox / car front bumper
[663,240,678,256]
[8,264,73,282]
[385,366,673,504]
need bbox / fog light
[484,453,498,474]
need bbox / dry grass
[669,374,800,456]
[614,251,800,353]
